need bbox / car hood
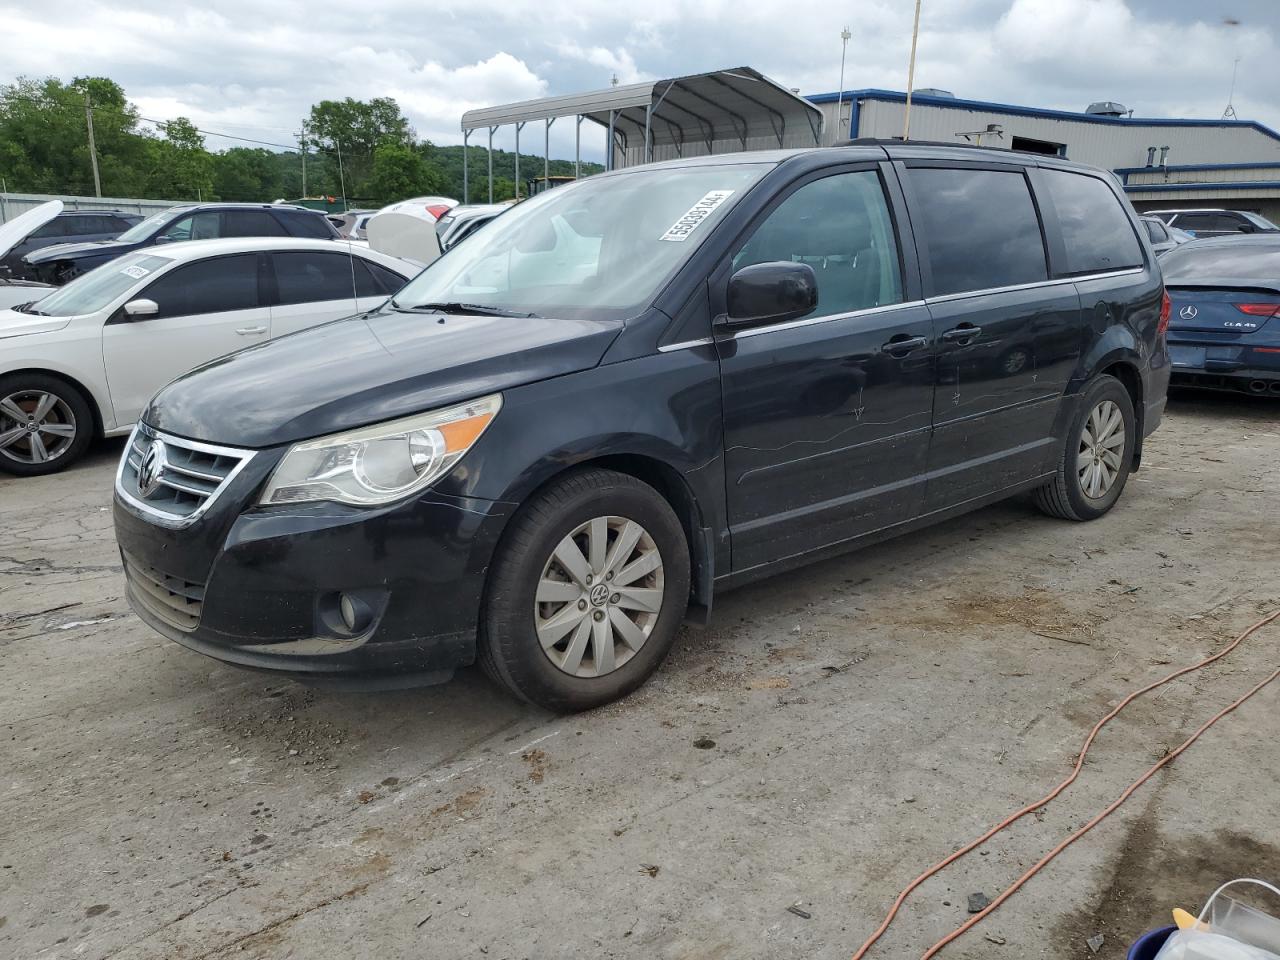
[145,307,623,448]
[24,239,132,263]
[0,306,71,340]
[0,200,63,259]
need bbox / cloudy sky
[2,0,1276,163]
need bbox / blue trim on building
[806,88,1280,144]
[1123,181,1280,194]
[1115,161,1280,175]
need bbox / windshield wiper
[392,300,539,318]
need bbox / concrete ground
[3,390,1279,960]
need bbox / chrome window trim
[725,300,926,340]
[658,337,715,352]
[924,267,1146,305]
[715,266,1146,341]
[114,423,255,529]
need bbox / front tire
[1034,374,1135,521]
[0,373,94,476]
[479,468,691,712]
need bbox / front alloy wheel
[0,390,79,467]
[479,467,691,712]
[536,516,665,678]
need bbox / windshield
[116,210,180,243]
[392,163,769,321]
[1161,242,1280,281]
[32,254,173,316]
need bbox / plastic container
[1131,925,1177,960]
[1151,880,1280,960]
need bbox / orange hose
[851,607,1280,960]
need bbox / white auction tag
[120,265,150,280]
[659,190,735,242]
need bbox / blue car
[1162,236,1280,397]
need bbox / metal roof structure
[458,67,824,203]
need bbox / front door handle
[236,325,268,336]
[941,324,982,343]
[882,335,928,356]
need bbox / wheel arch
[0,366,106,438]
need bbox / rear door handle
[882,335,928,356]
[941,324,982,343]
[236,325,268,336]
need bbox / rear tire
[479,468,691,712]
[0,373,94,476]
[1034,374,1135,521]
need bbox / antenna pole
[1223,55,1240,119]
[299,124,308,196]
[902,0,923,141]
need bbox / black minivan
[114,143,1170,711]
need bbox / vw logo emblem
[590,583,610,607]
[1179,305,1198,320]
[137,440,168,499]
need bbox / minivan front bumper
[114,487,513,686]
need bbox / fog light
[339,593,358,631]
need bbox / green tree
[143,117,214,200]
[367,142,443,204]
[306,97,413,199]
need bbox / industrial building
[810,87,1280,224]
[465,69,1280,225]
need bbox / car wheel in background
[0,373,94,476]
[479,468,691,712]
[1034,373,1135,521]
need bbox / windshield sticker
[120,265,151,280]
[659,190,735,242]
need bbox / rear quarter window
[280,211,337,239]
[1040,169,1143,275]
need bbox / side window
[1175,213,1217,233]
[140,254,261,319]
[1040,169,1144,274]
[732,170,903,316]
[907,166,1047,296]
[158,211,221,243]
[273,251,361,305]
[222,210,287,237]
[1144,220,1166,243]
[282,212,336,239]
[363,260,409,296]
[30,219,70,239]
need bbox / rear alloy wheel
[0,374,94,476]
[479,468,690,712]
[1034,374,1135,521]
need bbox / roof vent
[1086,101,1128,117]
[915,88,955,98]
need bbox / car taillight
[1158,289,1171,335]
[425,204,451,220]
[1235,303,1280,317]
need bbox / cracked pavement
[2,390,1280,960]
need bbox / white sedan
[0,237,415,475]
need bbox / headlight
[258,394,501,507]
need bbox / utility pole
[902,0,924,141]
[298,125,308,196]
[837,27,851,141]
[84,93,102,197]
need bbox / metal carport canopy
[458,67,824,200]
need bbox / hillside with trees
[0,76,603,207]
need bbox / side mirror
[724,261,819,328]
[123,298,159,318]
[1237,224,1255,234]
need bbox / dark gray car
[1,210,141,280]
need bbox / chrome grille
[116,425,253,526]
[123,552,206,632]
